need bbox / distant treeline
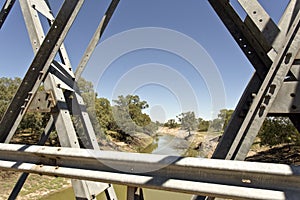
[1,77,299,147]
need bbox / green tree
[0,77,50,144]
[258,117,300,146]
[76,78,97,117]
[0,77,22,120]
[73,78,101,142]
[210,109,234,132]
[210,118,223,132]
[95,97,115,131]
[177,111,198,135]
[218,109,234,130]
[198,118,210,132]
[113,95,154,136]
[114,95,151,126]
[164,119,179,129]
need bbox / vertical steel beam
[44,74,105,199]
[127,186,136,200]
[105,184,118,200]
[20,0,100,150]
[127,186,144,200]
[2,0,98,198]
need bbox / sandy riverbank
[156,127,222,157]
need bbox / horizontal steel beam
[0,144,299,200]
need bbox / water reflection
[141,135,189,155]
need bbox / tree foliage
[177,111,198,134]
[0,77,22,120]
[0,77,159,144]
[210,109,234,132]
[164,119,179,129]
[258,117,300,146]
[218,109,234,130]
[95,97,115,131]
[77,80,157,139]
[198,118,210,132]
[0,77,50,143]
[112,95,156,136]
[3,76,300,148]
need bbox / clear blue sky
[0,0,290,121]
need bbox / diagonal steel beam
[18,1,119,198]
[8,116,55,200]
[208,0,272,78]
[72,0,120,149]
[228,8,300,160]
[238,0,280,53]
[208,0,300,160]
[0,0,85,143]
[207,0,268,160]
[237,0,300,133]
[20,0,74,78]
[75,0,120,80]
[277,0,300,51]
[199,2,300,199]
[0,0,16,29]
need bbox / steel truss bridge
[1,0,300,200]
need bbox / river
[43,134,198,200]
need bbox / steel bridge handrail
[0,143,299,200]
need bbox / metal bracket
[27,90,56,113]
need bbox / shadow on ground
[246,144,300,165]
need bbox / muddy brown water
[43,135,196,200]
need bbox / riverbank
[2,127,299,199]
[156,127,221,157]
[103,131,154,152]
[0,171,71,200]
[0,131,153,199]
[156,127,300,165]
